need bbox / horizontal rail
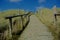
[54,14,60,21]
[5,12,31,19]
[54,14,60,16]
[4,12,32,40]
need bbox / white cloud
[38,0,46,3]
[9,0,22,2]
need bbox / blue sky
[0,0,60,11]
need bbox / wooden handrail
[5,12,32,40]
[54,14,60,21]
[54,13,60,40]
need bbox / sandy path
[18,15,54,40]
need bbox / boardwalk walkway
[18,15,54,40]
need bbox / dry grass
[36,8,60,40]
[0,9,28,40]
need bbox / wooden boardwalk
[18,15,54,40]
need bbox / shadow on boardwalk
[18,15,54,40]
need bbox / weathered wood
[54,14,60,40]
[8,18,13,40]
[5,12,32,40]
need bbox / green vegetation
[0,9,26,31]
[0,9,29,40]
[0,8,60,40]
[36,8,60,40]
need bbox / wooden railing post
[54,14,60,40]
[5,12,32,40]
[8,18,13,40]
